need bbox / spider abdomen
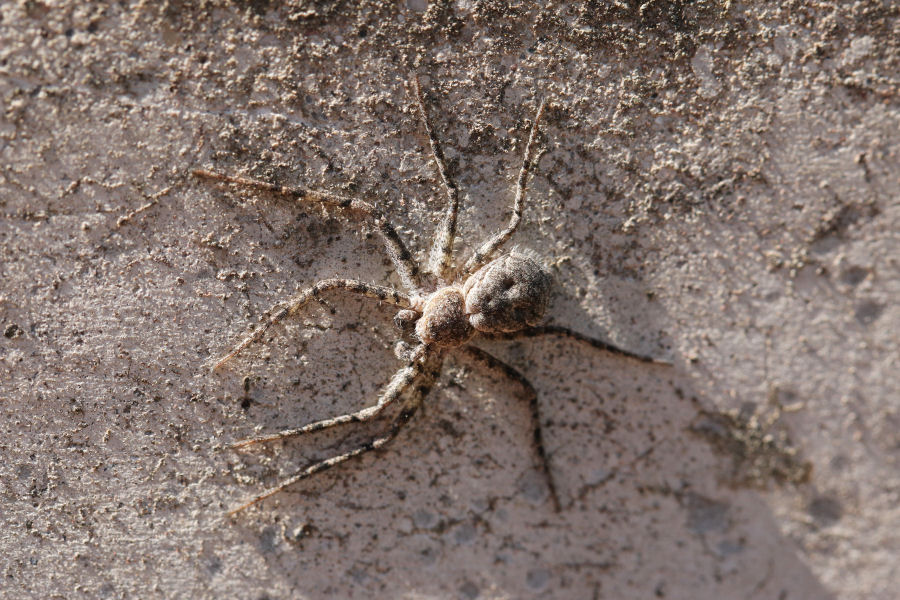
[463,253,552,334]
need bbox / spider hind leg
[484,325,671,365]
[460,345,562,512]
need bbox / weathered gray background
[1,1,897,598]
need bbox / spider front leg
[484,325,671,365]
[460,345,562,512]
[213,278,412,371]
[192,169,423,293]
[461,98,547,276]
[413,76,460,281]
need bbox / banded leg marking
[193,169,422,292]
[227,346,430,516]
[462,99,546,276]
[413,76,460,281]
[460,344,561,512]
[231,345,427,448]
[213,278,411,371]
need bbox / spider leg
[459,344,561,512]
[227,400,423,516]
[461,98,547,276]
[231,344,428,448]
[192,168,422,292]
[213,278,412,371]
[413,76,460,281]
[484,325,671,365]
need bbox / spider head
[463,253,551,333]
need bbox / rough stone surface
[1,2,897,598]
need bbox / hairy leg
[412,77,461,281]
[227,400,423,516]
[484,325,671,365]
[213,278,412,371]
[193,168,422,292]
[459,344,561,512]
[461,99,546,276]
[231,345,428,448]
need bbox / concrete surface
[1,1,897,598]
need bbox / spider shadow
[204,222,835,600]
[195,90,833,600]
[437,327,833,600]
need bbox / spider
[194,77,668,515]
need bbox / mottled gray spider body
[195,77,667,516]
[413,253,550,347]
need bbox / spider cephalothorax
[412,253,551,347]
[195,76,667,515]
[414,287,473,347]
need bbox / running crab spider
[194,77,669,516]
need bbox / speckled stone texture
[1,2,897,598]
